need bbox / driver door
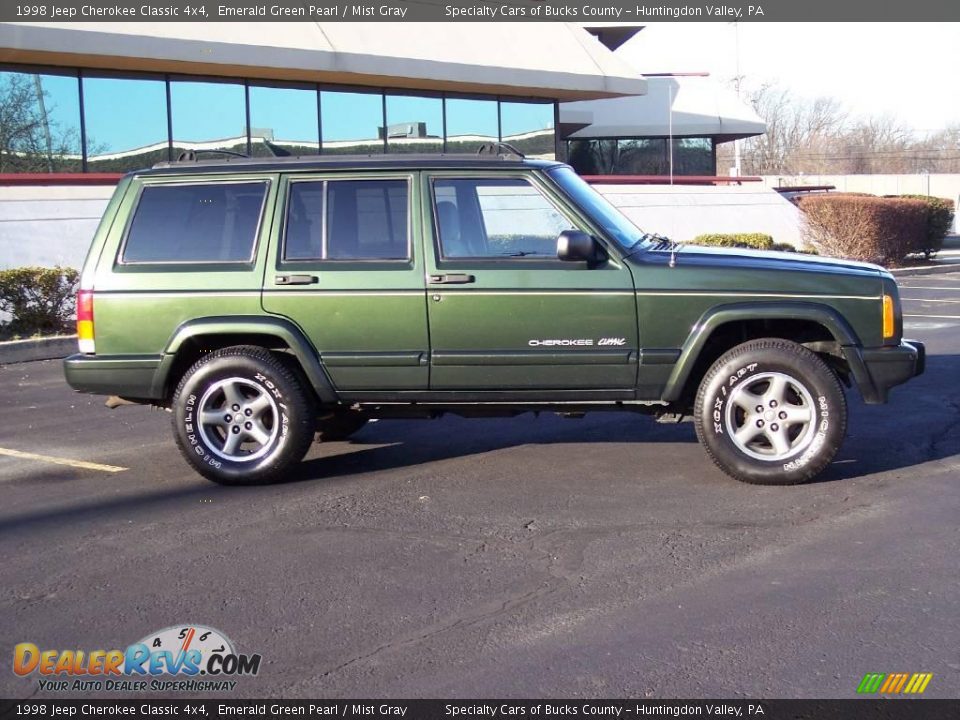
[422,171,638,392]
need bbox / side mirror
[557,230,602,265]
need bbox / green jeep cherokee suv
[64,152,924,486]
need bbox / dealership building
[0,21,775,267]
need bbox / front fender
[660,302,863,403]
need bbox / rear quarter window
[121,181,268,264]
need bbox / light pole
[668,81,674,185]
[730,22,742,177]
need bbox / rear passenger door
[262,173,429,392]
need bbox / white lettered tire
[693,338,847,485]
[172,346,315,485]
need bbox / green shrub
[691,233,775,250]
[0,266,79,338]
[798,195,928,266]
[896,195,955,260]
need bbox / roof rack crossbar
[476,142,525,159]
[176,149,251,162]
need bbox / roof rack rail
[476,142,525,160]
[176,149,250,162]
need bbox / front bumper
[845,339,925,404]
[63,353,165,399]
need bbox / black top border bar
[2,699,960,720]
[2,0,960,22]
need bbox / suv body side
[65,160,921,410]
[63,156,925,486]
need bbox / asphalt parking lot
[2,271,959,700]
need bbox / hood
[637,244,884,279]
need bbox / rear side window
[122,181,268,263]
[284,179,409,261]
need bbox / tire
[171,345,316,485]
[693,338,847,485]
[314,411,368,442]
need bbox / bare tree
[0,73,80,173]
[718,82,959,176]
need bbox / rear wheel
[172,346,315,485]
[693,338,847,485]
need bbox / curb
[890,263,960,277]
[0,335,77,364]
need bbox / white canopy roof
[0,22,647,101]
[562,74,765,141]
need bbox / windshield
[548,166,649,251]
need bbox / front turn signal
[882,294,895,340]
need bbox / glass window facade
[567,137,716,176]
[83,75,168,172]
[0,64,560,173]
[500,101,555,159]
[170,79,247,159]
[445,98,498,154]
[672,138,715,175]
[385,94,442,154]
[0,70,81,173]
[248,84,319,158]
[321,90,384,155]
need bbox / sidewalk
[891,235,960,277]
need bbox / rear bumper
[63,353,165,399]
[845,339,925,404]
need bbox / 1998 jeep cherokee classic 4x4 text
[64,152,924,486]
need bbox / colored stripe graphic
[905,673,933,694]
[880,674,897,693]
[858,672,933,694]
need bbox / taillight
[77,290,95,354]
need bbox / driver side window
[433,178,575,259]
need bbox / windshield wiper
[640,232,675,250]
[639,232,686,266]
[499,251,542,257]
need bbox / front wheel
[171,346,316,485]
[693,338,847,485]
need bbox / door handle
[429,273,475,285]
[275,274,318,286]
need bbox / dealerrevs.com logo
[13,625,261,693]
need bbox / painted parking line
[0,447,127,473]
[899,286,960,291]
[904,314,960,320]
[902,297,960,303]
